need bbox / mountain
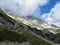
[0,7,58,29]
[0,7,53,45]
[50,24,57,27]
[13,15,57,30]
[0,7,60,45]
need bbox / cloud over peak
[16,0,49,16]
[41,2,60,27]
[0,0,49,16]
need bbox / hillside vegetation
[0,7,60,45]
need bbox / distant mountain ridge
[0,7,57,30]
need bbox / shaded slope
[0,7,59,45]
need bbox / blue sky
[0,0,60,26]
[40,0,60,14]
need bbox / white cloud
[15,0,49,16]
[0,0,60,27]
[0,0,18,12]
[0,0,49,16]
[51,3,60,21]
[41,3,60,27]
